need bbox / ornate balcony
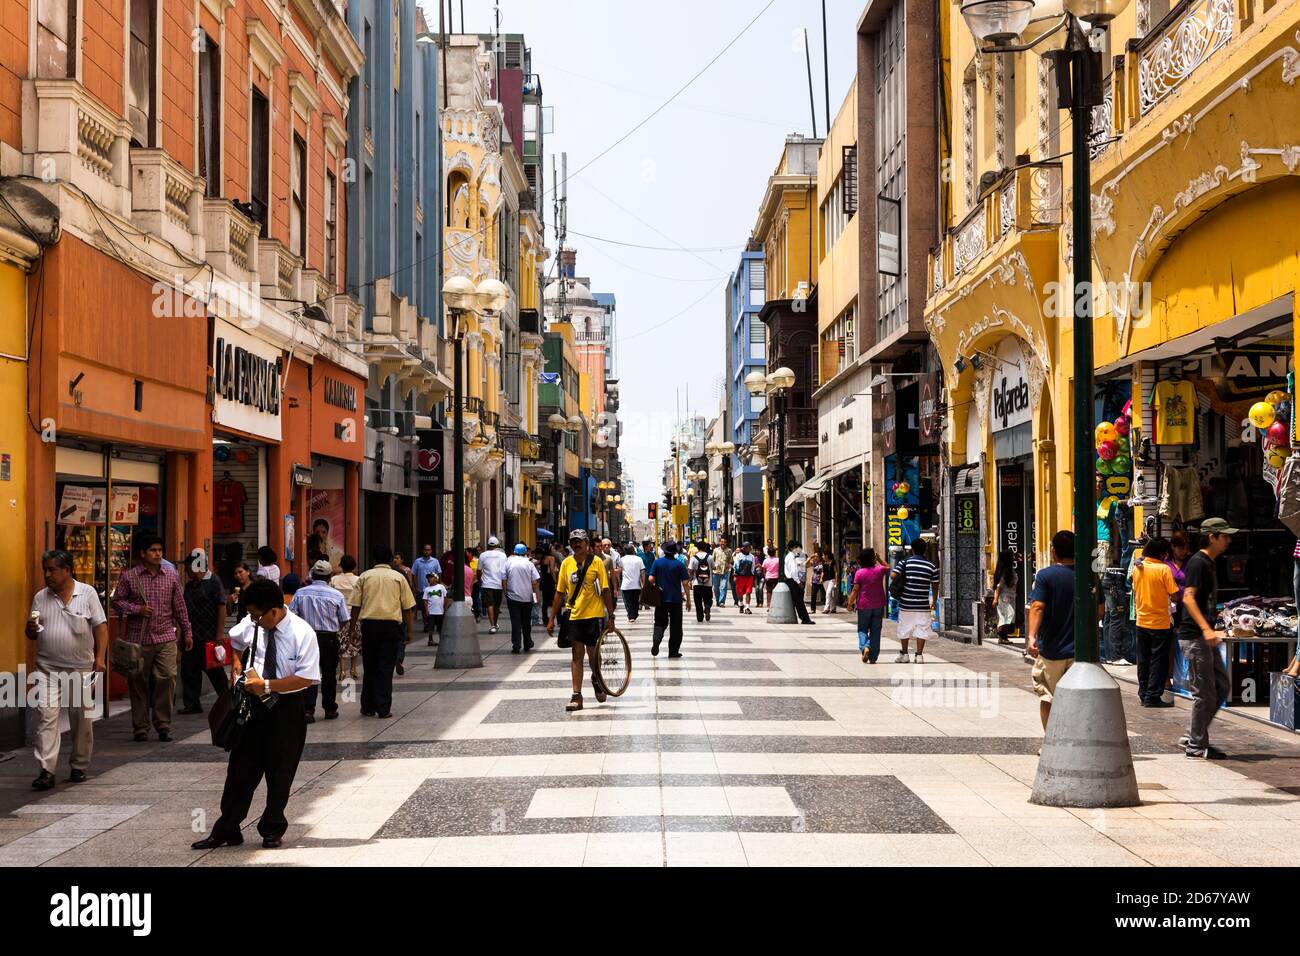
[257,237,301,303]
[202,198,258,287]
[129,149,205,259]
[1135,0,1236,118]
[25,79,132,217]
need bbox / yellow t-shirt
[1152,380,1195,445]
[1133,559,1178,630]
[556,554,610,621]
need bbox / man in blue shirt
[649,540,691,658]
[289,559,352,722]
[411,544,442,631]
[1027,530,1076,730]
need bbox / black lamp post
[958,0,1138,807]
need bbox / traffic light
[647,502,658,519]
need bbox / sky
[422,0,862,515]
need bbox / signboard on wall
[213,319,283,441]
[991,339,1032,434]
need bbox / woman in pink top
[761,547,781,607]
[847,548,889,663]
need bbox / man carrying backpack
[689,542,714,622]
[890,539,940,663]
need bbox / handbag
[641,578,662,609]
[209,627,259,751]
[889,558,909,600]
[110,635,143,678]
[556,554,596,649]
[205,637,233,670]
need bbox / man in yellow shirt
[1131,537,1179,708]
[546,530,613,712]
[348,544,416,719]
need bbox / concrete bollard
[434,600,484,669]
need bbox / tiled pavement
[2,603,1299,867]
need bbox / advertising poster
[111,486,141,525]
[307,488,346,567]
[57,486,105,526]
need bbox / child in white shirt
[424,573,447,646]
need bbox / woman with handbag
[992,550,1020,645]
[180,553,229,715]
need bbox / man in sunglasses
[192,579,320,851]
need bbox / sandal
[565,693,583,712]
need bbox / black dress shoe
[361,710,376,716]
[69,769,88,784]
[524,642,534,651]
[178,706,203,715]
[32,770,55,791]
[133,732,148,742]
[262,836,282,849]
[376,712,393,719]
[668,653,683,659]
[511,647,521,654]
[191,834,244,850]
[304,712,316,724]
[324,709,339,720]
[157,730,172,742]
[396,663,405,676]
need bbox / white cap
[488,536,500,546]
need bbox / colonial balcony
[25,79,132,218]
[202,198,259,309]
[257,237,302,304]
[128,149,205,260]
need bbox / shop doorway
[997,458,1036,629]
[212,438,267,588]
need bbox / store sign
[416,429,444,490]
[879,392,896,456]
[312,359,366,463]
[213,319,282,441]
[293,464,313,487]
[956,495,978,536]
[323,376,357,411]
[991,345,1031,433]
[919,374,940,446]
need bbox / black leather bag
[208,628,258,751]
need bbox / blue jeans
[712,573,728,605]
[1102,569,1136,663]
[857,608,884,662]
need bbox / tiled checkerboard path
[3,601,1299,866]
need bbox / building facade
[728,247,767,546]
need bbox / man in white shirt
[27,550,108,790]
[783,541,814,625]
[192,578,320,851]
[503,543,542,653]
[476,536,509,634]
[618,544,646,622]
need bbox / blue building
[727,248,766,545]
[345,0,448,557]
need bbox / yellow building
[926,0,1300,629]
[746,135,823,544]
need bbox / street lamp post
[706,441,736,539]
[548,412,580,540]
[747,367,796,622]
[957,0,1138,808]
[438,276,510,669]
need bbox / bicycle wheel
[594,629,632,697]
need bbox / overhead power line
[568,228,741,254]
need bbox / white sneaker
[913,653,925,664]
[894,651,910,663]
[489,625,498,634]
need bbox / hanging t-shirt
[1152,380,1196,445]
[213,479,247,534]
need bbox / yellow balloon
[1267,445,1288,469]
[1095,422,1118,445]
[896,507,910,521]
[1266,390,1287,406]
[1249,402,1276,429]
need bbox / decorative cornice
[288,70,321,119]
[246,18,285,78]
[199,0,235,23]
[322,112,347,152]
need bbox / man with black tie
[192,579,320,851]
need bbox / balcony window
[198,30,221,198]
[36,0,76,79]
[325,170,338,286]
[250,88,270,237]
[291,132,307,259]
[126,0,156,148]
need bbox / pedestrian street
[3,608,1298,868]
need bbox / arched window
[447,171,470,228]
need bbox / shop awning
[786,473,830,506]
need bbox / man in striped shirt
[891,539,939,664]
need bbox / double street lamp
[438,275,510,669]
[705,440,736,539]
[547,411,581,539]
[958,0,1139,808]
[746,366,796,622]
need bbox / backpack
[736,554,754,577]
[889,558,909,600]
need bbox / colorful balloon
[1116,436,1131,455]
[896,507,910,521]
[1249,402,1276,429]
[1121,398,1133,419]
[1114,416,1131,437]
[1112,454,1132,474]
[1266,390,1287,407]
[1267,421,1289,445]
[896,481,910,496]
[1098,440,1118,461]
[1096,457,1113,476]
[1095,422,1119,445]
[1267,446,1288,469]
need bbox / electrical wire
[567,228,741,255]
[617,277,727,344]
[538,0,779,202]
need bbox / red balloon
[1098,440,1118,461]
[1114,417,1130,437]
[1267,421,1289,445]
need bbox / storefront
[306,358,365,568]
[210,318,282,583]
[990,336,1037,630]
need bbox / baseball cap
[514,543,528,555]
[1198,517,1239,535]
[488,536,500,547]
[569,529,588,541]
[311,559,333,578]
